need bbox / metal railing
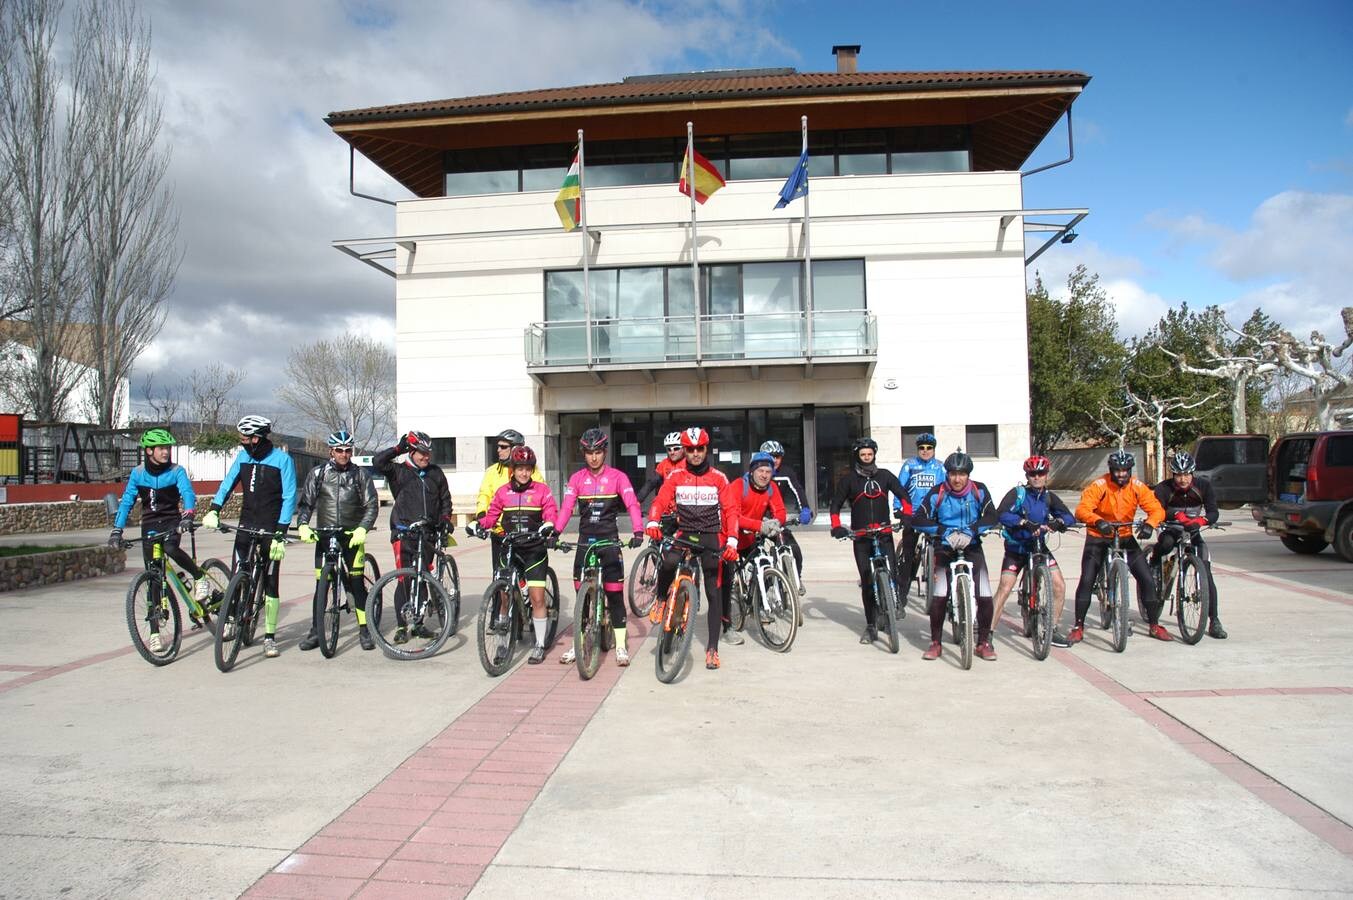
[524,310,876,368]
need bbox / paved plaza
[2,521,1351,898]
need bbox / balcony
[524,310,876,384]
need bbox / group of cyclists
[110,416,1228,671]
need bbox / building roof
[327,68,1090,198]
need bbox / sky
[128,0,1353,417]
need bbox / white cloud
[132,0,785,413]
[1027,240,1168,340]
[1147,190,1353,339]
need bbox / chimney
[832,44,860,74]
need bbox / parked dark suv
[1192,434,1269,507]
[1252,430,1353,561]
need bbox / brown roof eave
[324,75,1089,128]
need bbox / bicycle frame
[659,535,706,634]
[135,528,211,621]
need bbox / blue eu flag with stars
[774,149,809,209]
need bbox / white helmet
[236,415,272,436]
[663,431,682,449]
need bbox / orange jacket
[1075,475,1165,537]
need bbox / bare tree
[136,370,183,424]
[72,0,179,428]
[188,363,245,433]
[1158,328,1278,433]
[0,0,90,421]
[277,332,395,450]
[1125,386,1221,480]
[1268,308,1353,430]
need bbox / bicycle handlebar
[215,523,293,542]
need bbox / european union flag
[774,148,809,209]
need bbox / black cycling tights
[1074,540,1159,625]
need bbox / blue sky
[135,0,1352,411]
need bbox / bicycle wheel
[198,558,232,616]
[316,563,341,658]
[778,549,805,626]
[1176,556,1209,645]
[1018,575,1034,638]
[126,572,181,666]
[627,545,661,617]
[243,571,266,647]
[757,567,799,652]
[872,566,900,654]
[1109,560,1130,653]
[726,571,747,632]
[656,579,698,683]
[437,553,461,636]
[916,543,933,612]
[477,579,517,676]
[351,555,381,612]
[1095,568,1112,631]
[379,569,452,660]
[214,570,252,672]
[956,574,974,670]
[526,567,560,650]
[1031,565,1053,661]
[573,583,602,680]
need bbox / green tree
[1027,265,1126,451]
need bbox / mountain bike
[1090,520,1140,653]
[367,520,455,660]
[554,538,619,679]
[1153,521,1228,645]
[123,527,230,666]
[472,528,561,677]
[937,536,982,671]
[836,525,902,654]
[1014,524,1081,661]
[307,527,382,658]
[726,529,799,652]
[627,513,674,617]
[654,534,711,683]
[773,523,805,627]
[214,524,289,673]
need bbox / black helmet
[1107,450,1135,472]
[851,437,878,454]
[944,451,973,474]
[497,429,525,446]
[406,430,433,453]
[1169,451,1196,474]
[579,428,609,451]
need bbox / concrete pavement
[1,521,1351,898]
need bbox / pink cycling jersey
[480,480,557,536]
[553,465,643,538]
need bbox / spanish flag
[554,151,582,231]
[678,148,726,205]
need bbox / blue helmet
[326,429,354,449]
[748,452,775,472]
[915,432,937,447]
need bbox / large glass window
[742,262,801,357]
[816,406,865,512]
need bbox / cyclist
[645,426,731,670]
[109,428,209,644]
[1149,450,1226,639]
[722,451,787,564]
[202,415,297,659]
[894,432,946,598]
[1071,450,1168,643]
[829,437,910,645]
[375,430,453,645]
[760,440,811,588]
[990,455,1077,648]
[636,431,686,506]
[553,428,645,668]
[296,430,380,652]
[912,451,999,661]
[476,428,542,576]
[473,445,558,665]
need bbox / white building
[327,53,1089,507]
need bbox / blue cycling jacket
[211,444,297,530]
[895,456,947,511]
[913,480,997,539]
[115,463,196,529]
[997,485,1076,552]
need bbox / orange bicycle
[654,535,710,684]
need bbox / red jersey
[720,476,787,551]
[649,465,729,535]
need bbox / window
[901,426,936,452]
[431,437,456,469]
[890,150,970,174]
[1327,435,1353,467]
[965,425,998,458]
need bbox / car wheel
[1280,534,1328,555]
[1334,515,1353,563]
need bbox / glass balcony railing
[524,310,876,368]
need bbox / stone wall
[0,545,126,592]
[0,494,245,536]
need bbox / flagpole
[801,115,814,359]
[687,121,701,363]
[578,129,592,367]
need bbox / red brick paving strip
[1055,649,1353,857]
[243,617,652,899]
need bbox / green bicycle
[123,527,231,666]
